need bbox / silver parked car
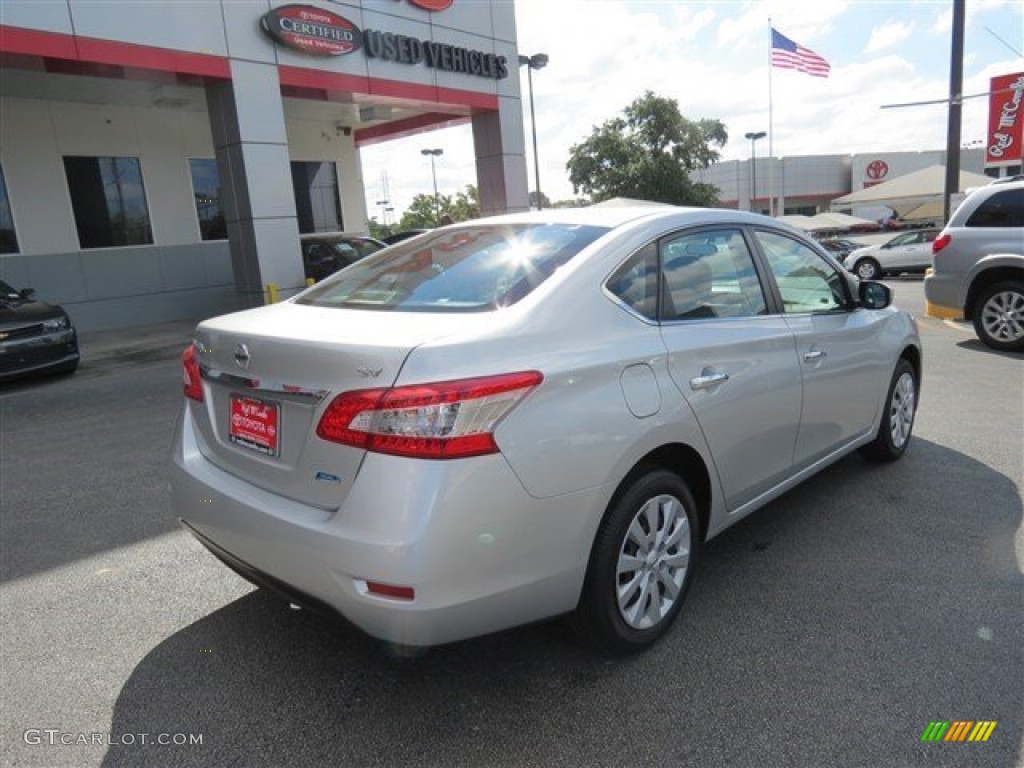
[171,206,922,652]
[843,229,939,280]
[924,177,1024,352]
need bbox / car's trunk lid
[189,302,470,510]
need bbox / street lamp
[518,52,549,210]
[420,148,443,225]
[744,131,766,213]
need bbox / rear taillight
[182,343,203,402]
[316,371,543,459]
[932,233,951,254]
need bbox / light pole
[518,52,548,210]
[744,131,766,213]
[420,148,443,225]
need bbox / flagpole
[768,17,775,217]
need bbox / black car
[818,238,862,259]
[0,281,79,381]
[300,234,387,281]
[380,229,431,246]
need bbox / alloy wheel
[980,289,1024,344]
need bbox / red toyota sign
[261,5,362,56]
[866,160,888,181]
[985,72,1024,167]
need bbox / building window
[189,159,226,241]
[291,161,342,233]
[0,165,17,254]
[63,156,153,249]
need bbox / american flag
[771,28,830,78]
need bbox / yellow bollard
[306,277,315,288]
[266,283,279,304]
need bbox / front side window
[660,229,768,320]
[63,156,153,248]
[189,159,226,241]
[755,230,848,313]
[0,165,17,254]
[291,161,342,234]
[965,188,1024,228]
[297,223,608,312]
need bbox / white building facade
[0,1,528,331]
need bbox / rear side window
[660,229,768,320]
[606,243,659,319]
[965,188,1024,228]
[296,223,608,312]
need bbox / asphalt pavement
[1,279,1021,768]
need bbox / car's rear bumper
[923,271,965,321]
[170,407,606,646]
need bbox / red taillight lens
[182,343,203,402]
[932,233,951,254]
[316,371,543,459]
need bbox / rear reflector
[182,343,203,402]
[365,582,415,601]
[316,371,543,459]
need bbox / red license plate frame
[229,394,280,457]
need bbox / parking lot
[1,279,1021,768]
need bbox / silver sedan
[171,205,921,652]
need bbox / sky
[360,0,1024,224]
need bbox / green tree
[566,91,726,206]
[396,185,480,230]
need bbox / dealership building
[0,1,528,331]
[696,147,993,218]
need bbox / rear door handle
[689,370,729,391]
[803,350,827,362]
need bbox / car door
[875,232,917,271]
[752,229,892,470]
[657,227,803,511]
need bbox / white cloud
[865,20,916,54]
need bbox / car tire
[972,281,1024,353]
[573,468,699,653]
[860,358,917,462]
[854,258,881,280]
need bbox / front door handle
[803,349,827,362]
[689,370,730,391]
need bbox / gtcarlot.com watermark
[24,730,203,747]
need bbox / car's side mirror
[859,280,891,309]
[18,288,35,300]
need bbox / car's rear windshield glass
[295,223,608,312]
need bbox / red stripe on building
[0,24,229,79]
[355,113,470,146]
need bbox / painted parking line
[942,319,974,334]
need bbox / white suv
[924,178,1024,352]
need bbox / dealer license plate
[229,395,280,457]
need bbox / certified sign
[261,5,362,56]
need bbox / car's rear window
[296,223,608,312]
[965,188,1024,228]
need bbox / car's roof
[454,204,794,233]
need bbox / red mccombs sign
[985,72,1024,168]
